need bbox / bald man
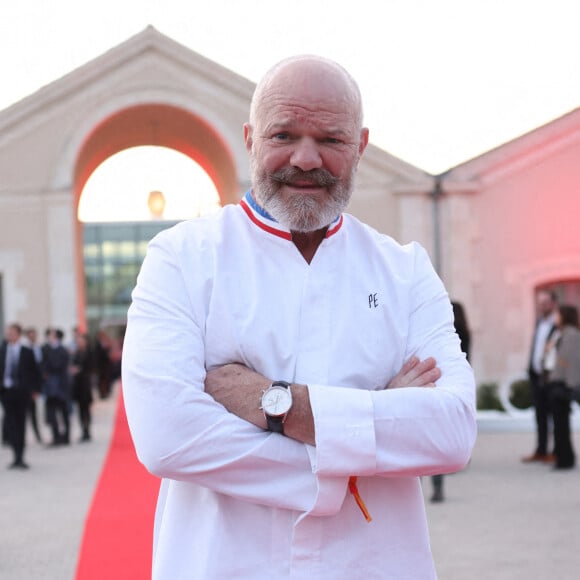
[122,55,476,579]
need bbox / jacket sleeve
[309,245,477,479]
[122,231,337,515]
[556,328,580,388]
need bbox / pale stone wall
[0,28,432,339]
[445,111,580,386]
[1,26,578,394]
[0,184,52,328]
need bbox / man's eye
[325,137,341,144]
[272,133,290,141]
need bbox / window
[83,221,178,335]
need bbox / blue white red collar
[239,190,343,240]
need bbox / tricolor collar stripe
[240,199,292,240]
[239,191,344,240]
[243,190,274,220]
[326,215,343,238]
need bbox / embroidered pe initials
[368,293,379,308]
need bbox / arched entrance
[73,103,239,332]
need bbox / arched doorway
[73,103,239,333]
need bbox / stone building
[1,26,578,391]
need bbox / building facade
[0,26,579,391]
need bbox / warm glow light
[78,146,221,222]
[148,190,166,219]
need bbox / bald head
[249,55,364,130]
[245,54,369,234]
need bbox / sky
[2,0,580,218]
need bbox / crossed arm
[204,356,441,446]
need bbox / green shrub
[477,382,505,412]
[509,379,532,409]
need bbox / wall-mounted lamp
[148,190,166,219]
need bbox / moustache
[269,168,338,187]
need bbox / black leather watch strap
[266,416,285,433]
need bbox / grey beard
[251,165,354,232]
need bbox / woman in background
[547,304,580,470]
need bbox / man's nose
[290,137,323,171]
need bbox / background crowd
[0,322,123,470]
[524,291,580,471]
[4,291,578,478]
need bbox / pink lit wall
[444,109,580,384]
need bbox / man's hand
[387,356,440,389]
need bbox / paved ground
[426,417,580,580]
[2,393,579,579]
[0,389,118,580]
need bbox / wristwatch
[261,381,293,434]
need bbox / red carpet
[75,393,160,580]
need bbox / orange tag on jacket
[348,476,372,523]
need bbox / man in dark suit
[24,326,44,443]
[42,328,71,446]
[523,290,558,463]
[0,323,42,469]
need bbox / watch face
[262,385,292,417]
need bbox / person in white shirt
[122,55,477,579]
[523,290,558,463]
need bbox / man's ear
[359,127,369,157]
[243,123,253,152]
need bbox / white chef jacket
[122,191,477,580]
